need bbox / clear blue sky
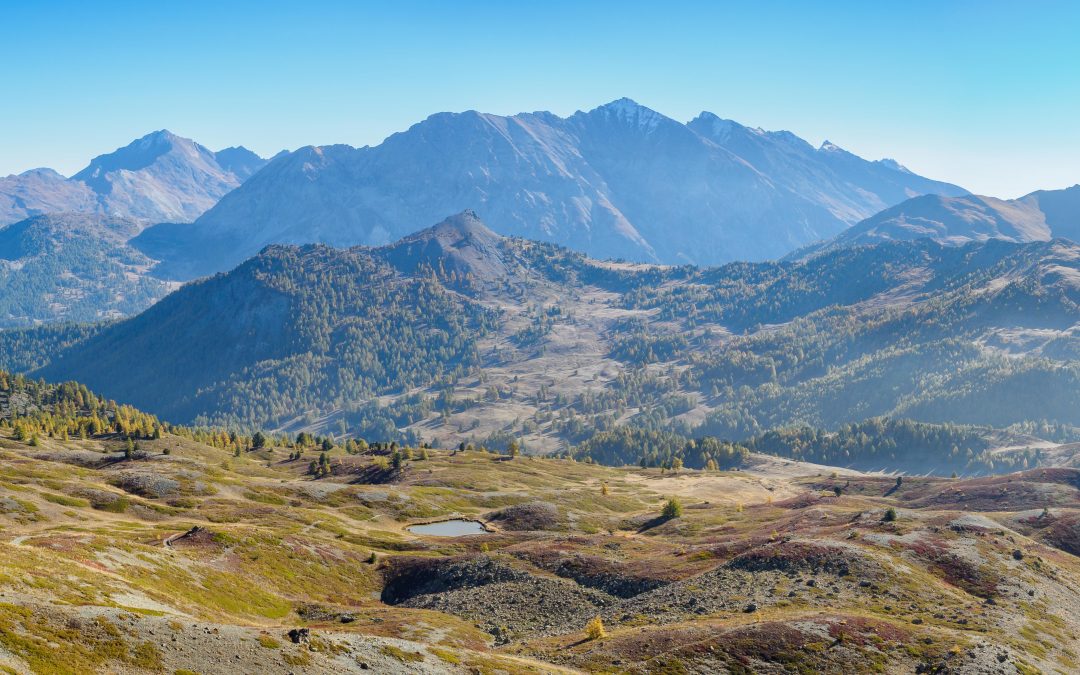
[2,0,1078,198]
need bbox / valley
[2,212,1078,481]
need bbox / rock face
[378,209,515,280]
[138,98,965,278]
[796,184,1080,259]
[0,131,267,226]
[380,555,529,605]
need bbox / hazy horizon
[3,0,1080,199]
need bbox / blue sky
[2,0,1078,198]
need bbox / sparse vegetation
[256,634,280,649]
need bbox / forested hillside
[568,417,1041,476]
[0,214,174,326]
[738,418,1018,476]
[5,212,1080,473]
[35,239,498,429]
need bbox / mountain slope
[14,212,1080,465]
[797,184,1080,258]
[35,213,502,426]
[134,99,965,278]
[0,168,97,224]
[686,113,960,224]
[0,213,175,326]
[0,131,268,226]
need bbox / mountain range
[132,99,967,278]
[2,211,1074,475]
[796,184,1080,258]
[0,130,268,226]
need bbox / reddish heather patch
[706,535,777,562]
[906,481,1065,511]
[801,476,938,497]
[721,621,819,666]
[1042,513,1080,556]
[24,534,85,552]
[166,525,226,553]
[585,625,720,662]
[81,560,113,573]
[827,616,910,647]
[899,537,998,598]
[1014,467,1080,487]
[773,492,822,509]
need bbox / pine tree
[662,497,683,519]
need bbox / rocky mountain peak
[382,210,512,280]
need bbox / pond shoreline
[406,517,495,537]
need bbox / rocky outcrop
[380,555,528,605]
[484,501,561,532]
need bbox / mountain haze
[686,113,962,223]
[0,131,268,226]
[136,99,966,278]
[0,213,175,327]
[797,184,1080,258]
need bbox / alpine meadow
[1,2,1080,673]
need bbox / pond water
[407,519,489,537]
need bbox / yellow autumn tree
[585,616,606,640]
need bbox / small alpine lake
[406,519,490,537]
